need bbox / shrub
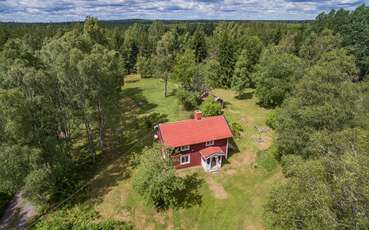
[132,145,185,210]
[32,206,131,230]
[200,96,222,116]
[266,110,278,129]
[176,88,198,110]
[229,121,244,137]
[24,168,54,206]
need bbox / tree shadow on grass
[222,138,240,166]
[235,91,254,100]
[175,173,203,209]
[167,88,177,97]
[155,173,204,212]
[73,87,169,205]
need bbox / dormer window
[180,145,190,151]
[205,140,214,146]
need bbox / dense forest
[0,5,369,229]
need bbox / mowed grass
[92,75,282,229]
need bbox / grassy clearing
[83,75,282,229]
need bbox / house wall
[171,138,228,169]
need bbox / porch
[200,146,226,172]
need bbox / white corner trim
[226,138,229,159]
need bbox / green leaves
[132,145,203,210]
[275,48,361,157]
[0,145,35,194]
[254,50,304,107]
[132,145,185,210]
[266,151,369,229]
[200,96,222,117]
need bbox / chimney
[194,111,202,120]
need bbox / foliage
[229,121,244,138]
[315,6,369,76]
[136,55,154,78]
[231,49,255,92]
[299,29,341,65]
[132,145,185,210]
[231,36,263,93]
[0,17,125,208]
[153,30,178,96]
[201,59,222,88]
[267,37,369,229]
[254,49,304,107]
[276,49,361,158]
[190,25,207,63]
[32,206,131,230]
[0,144,34,194]
[200,96,222,117]
[211,23,237,88]
[176,88,198,110]
[266,110,278,130]
[265,152,369,230]
[172,49,207,92]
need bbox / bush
[266,110,278,129]
[23,168,54,206]
[176,88,198,110]
[132,145,185,210]
[32,206,131,230]
[229,121,244,137]
[200,96,222,116]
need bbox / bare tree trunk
[97,100,105,151]
[84,116,96,163]
[164,75,168,97]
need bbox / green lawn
[89,75,282,229]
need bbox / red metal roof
[158,115,233,147]
[199,146,225,158]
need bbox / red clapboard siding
[171,139,228,169]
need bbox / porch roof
[200,146,225,159]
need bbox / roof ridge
[159,115,225,126]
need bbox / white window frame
[180,154,190,165]
[180,145,190,152]
[205,140,214,146]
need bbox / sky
[0,0,367,22]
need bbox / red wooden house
[156,111,233,172]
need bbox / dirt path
[206,176,228,200]
[0,191,36,230]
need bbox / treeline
[0,17,297,211]
[0,18,125,209]
[263,6,369,229]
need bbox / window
[180,155,190,165]
[180,145,190,151]
[205,140,214,146]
